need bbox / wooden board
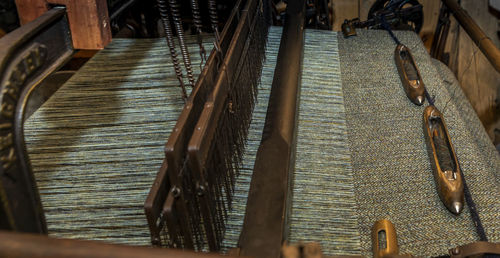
[448,0,500,142]
[331,0,359,31]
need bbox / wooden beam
[0,231,231,258]
[15,0,112,49]
[15,0,49,25]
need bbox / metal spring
[208,0,219,34]
[190,0,207,68]
[190,0,203,33]
[169,0,196,87]
[157,0,188,99]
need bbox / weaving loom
[20,26,500,258]
[1,0,499,257]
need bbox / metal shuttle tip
[416,96,424,105]
[394,44,426,106]
[423,106,465,215]
[452,201,463,215]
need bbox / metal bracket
[0,7,73,233]
[449,241,500,257]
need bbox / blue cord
[380,15,401,45]
[424,89,435,106]
[380,14,487,242]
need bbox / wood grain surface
[15,0,112,49]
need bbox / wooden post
[15,0,112,50]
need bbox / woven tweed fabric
[24,37,212,245]
[337,30,500,257]
[22,28,499,256]
[220,26,281,250]
[220,28,362,254]
[431,59,500,183]
[288,29,361,255]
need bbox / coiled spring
[208,0,219,35]
[157,0,187,99]
[169,0,195,87]
[190,0,207,68]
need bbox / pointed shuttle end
[416,96,425,105]
[451,201,463,215]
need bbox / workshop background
[331,0,500,147]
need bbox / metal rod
[442,0,500,73]
[238,0,306,257]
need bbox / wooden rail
[442,0,500,73]
[0,231,234,258]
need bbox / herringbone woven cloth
[337,30,499,257]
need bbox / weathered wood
[15,0,48,25]
[73,50,98,58]
[443,0,500,72]
[15,0,112,49]
[419,0,441,50]
[437,0,500,142]
[331,0,359,31]
[0,231,230,258]
[359,0,374,21]
[451,0,500,141]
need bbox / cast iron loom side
[0,7,74,233]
